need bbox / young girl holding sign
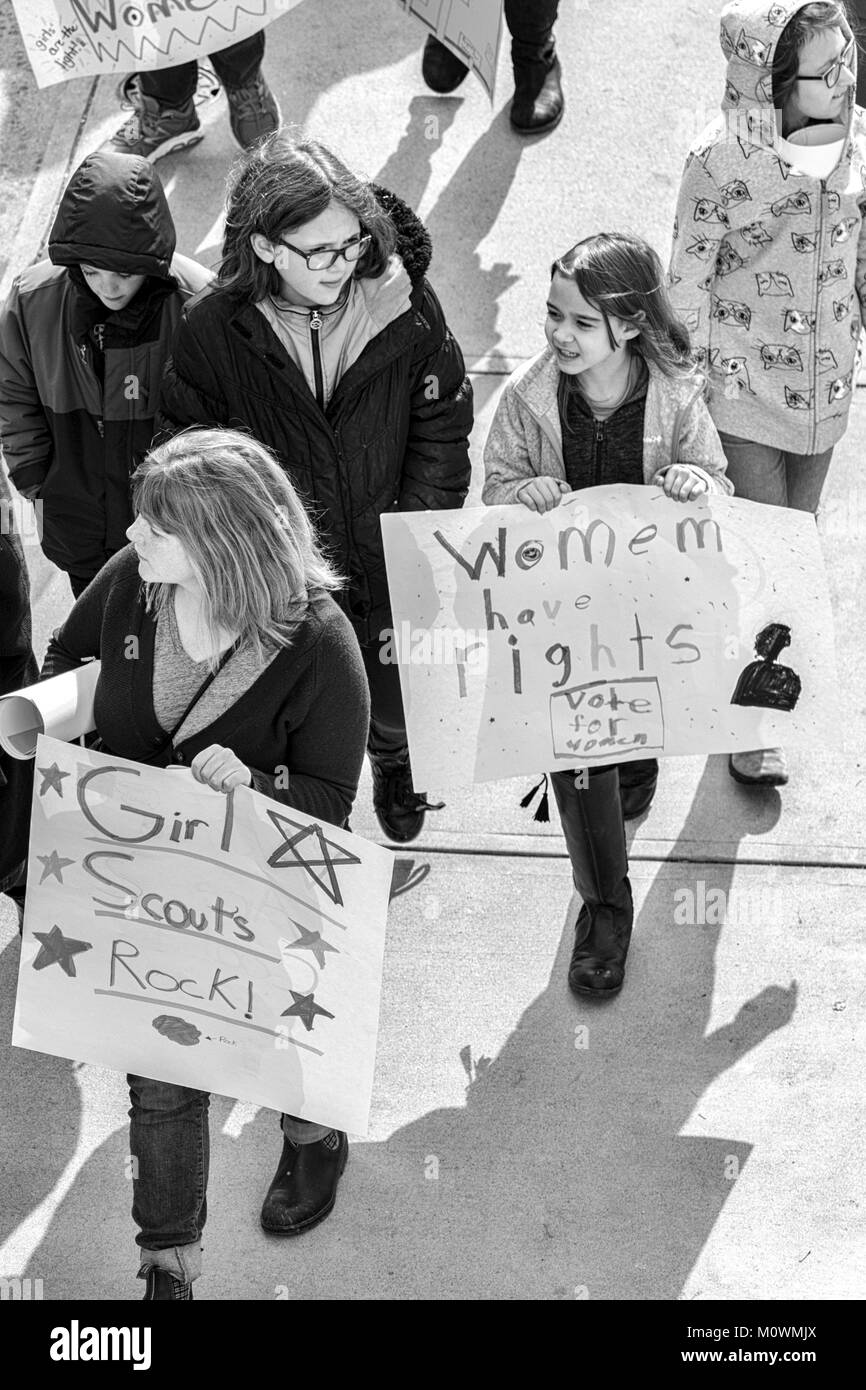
[42,429,369,1298]
[669,0,863,784]
[483,232,731,998]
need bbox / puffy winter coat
[483,348,732,504]
[0,150,211,579]
[668,0,866,454]
[157,188,473,645]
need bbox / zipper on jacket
[811,183,825,456]
[593,419,605,485]
[309,309,325,411]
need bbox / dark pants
[139,30,265,106]
[360,633,410,761]
[69,573,93,600]
[505,0,560,61]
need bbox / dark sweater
[41,547,370,827]
[559,368,648,492]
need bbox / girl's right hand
[516,477,570,512]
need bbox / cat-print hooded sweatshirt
[668,0,866,455]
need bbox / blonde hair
[131,428,342,669]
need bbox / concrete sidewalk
[0,0,863,1301]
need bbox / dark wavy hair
[551,232,694,379]
[218,129,396,302]
[772,1,851,114]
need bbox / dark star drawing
[283,922,339,969]
[265,810,361,906]
[37,762,71,798]
[31,924,92,977]
[36,850,76,885]
[280,990,335,1032]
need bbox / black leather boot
[618,758,659,821]
[510,37,563,134]
[550,767,634,997]
[140,1267,193,1300]
[421,35,470,92]
[260,1128,348,1235]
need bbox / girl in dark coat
[42,428,370,1299]
[0,150,210,598]
[157,131,473,844]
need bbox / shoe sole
[569,979,624,999]
[146,129,205,163]
[260,1144,349,1237]
[727,756,788,787]
[510,103,565,136]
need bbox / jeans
[128,1073,330,1282]
[717,432,833,514]
[138,30,265,106]
[505,0,560,61]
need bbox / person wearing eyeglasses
[669,0,863,789]
[158,129,473,846]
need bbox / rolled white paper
[0,662,101,760]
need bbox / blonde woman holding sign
[42,428,370,1300]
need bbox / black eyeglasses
[797,38,855,89]
[276,233,372,272]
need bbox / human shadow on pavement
[14,758,797,1300]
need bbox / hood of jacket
[370,184,433,285]
[720,0,856,143]
[48,150,176,278]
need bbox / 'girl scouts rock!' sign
[380,485,839,789]
[13,736,393,1135]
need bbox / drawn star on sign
[265,810,360,906]
[283,922,339,969]
[37,762,70,797]
[280,990,335,1032]
[36,850,76,884]
[31,925,92,977]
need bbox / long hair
[772,2,851,114]
[551,232,694,379]
[131,428,343,670]
[218,128,396,302]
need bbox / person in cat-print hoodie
[669,0,866,786]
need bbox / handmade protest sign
[380,485,839,789]
[397,0,503,99]
[12,0,299,89]
[13,736,393,1135]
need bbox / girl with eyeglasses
[483,232,731,1001]
[669,0,862,788]
[158,129,473,846]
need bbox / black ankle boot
[550,767,635,999]
[618,758,659,821]
[260,1128,348,1235]
[510,50,563,133]
[421,35,470,92]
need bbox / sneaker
[370,753,444,843]
[224,73,281,149]
[103,78,203,163]
[421,34,470,92]
[140,1267,193,1300]
[728,748,788,786]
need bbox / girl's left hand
[189,744,253,792]
[653,465,710,502]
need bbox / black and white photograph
[0,0,859,1352]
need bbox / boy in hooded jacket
[0,150,210,599]
[669,0,866,785]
